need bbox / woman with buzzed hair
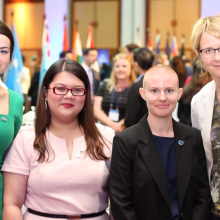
[110,64,211,220]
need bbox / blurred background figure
[124,48,154,128]
[124,43,139,58]
[28,56,41,108]
[59,50,73,59]
[18,54,30,111]
[94,53,136,133]
[170,56,187,88]
[82,48,100,98]
[178,61,212,126]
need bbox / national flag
[72,25,82,64]
[169,35,179,60]
[63,19,69,51]
[5,22,24,101]
[148,32,153,51]
[155,33,160,54]
[39,18,50,89]
[136,27,141,47]
[165,33,170,58]
[180,35,185,58]
[86,24,95,48]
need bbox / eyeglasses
[199,48,220,59]
[46,87,86,96]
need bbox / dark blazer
[124,77,148,128]
[110,115,211,220]
[92,69,100,96]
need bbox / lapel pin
[178,140,184,145]
[75,150,84,158]
[1,117,7,122]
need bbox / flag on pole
[39,18,50,89]
[5,22,24,101]
[155,32,161,54]
[165,32,170,58]
[136,27,141,47]
[86,24,95,48]
[63,15,69,51]
[169,35,179,60]
[180,34,185,58]
[148,32,153,51]
[72,23,82,64]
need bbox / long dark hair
[0,20,14,61]
[34,59,109,162]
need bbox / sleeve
[14,97,23,138]
[124,84,142,127]
[192,131,211,219]
[2,130,30,176]
[96,81,107,97]
[191,96,199,129]
[110,135,138,220]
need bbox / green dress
[0,89,23,218]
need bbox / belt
[27,208,106,219]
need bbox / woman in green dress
[0,20,23,218]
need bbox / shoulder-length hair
[107,53,136,92]
[34,59,109,162]
[191,14,220,69]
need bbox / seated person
[110,64,211,220]
[93,53,136,133]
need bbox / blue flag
[39,19,50,90]
[5,23,24,102]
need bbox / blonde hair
[191,14,220,69]
[107,53,136,92]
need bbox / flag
[86,24,95,48]
[148,33,153,51]
[72,25,82,64]
[165,33,170,58]
[155,33,160,54]
[5,22,24,101]
[180,35,185,58]
[169,35,179,60]
[136,27,141,47]
[39,19,50,89]
[63,21,69,50]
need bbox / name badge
[108,109,119,122]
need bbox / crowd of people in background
[2,12,220,220]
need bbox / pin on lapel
[1,117,7,122]
[178,140,184,146]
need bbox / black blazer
[124,77,148,128]
[110,115,211,220]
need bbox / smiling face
[45,71,86,124]
[139,65,182,120]
[114,58,131,81]
[199,32,220,81]
[0,34,10,75]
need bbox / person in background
[0,20,23,218]
[82,48,100,98]
[59,50,73,59]
[190,14,220,220]
[171,56,187,88]
[110,64,211,220]
[124,43,139,58]
[124,48,154,128]
[28,56,41,107]
[19,55,30,110]
[178,61,212,125]
[94,53,136,133]
[2,58,114,220]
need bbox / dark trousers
[211,213,220,220]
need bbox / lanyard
[110,88,127,109]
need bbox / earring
[45,99,47,110]
[199,68,207,77]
